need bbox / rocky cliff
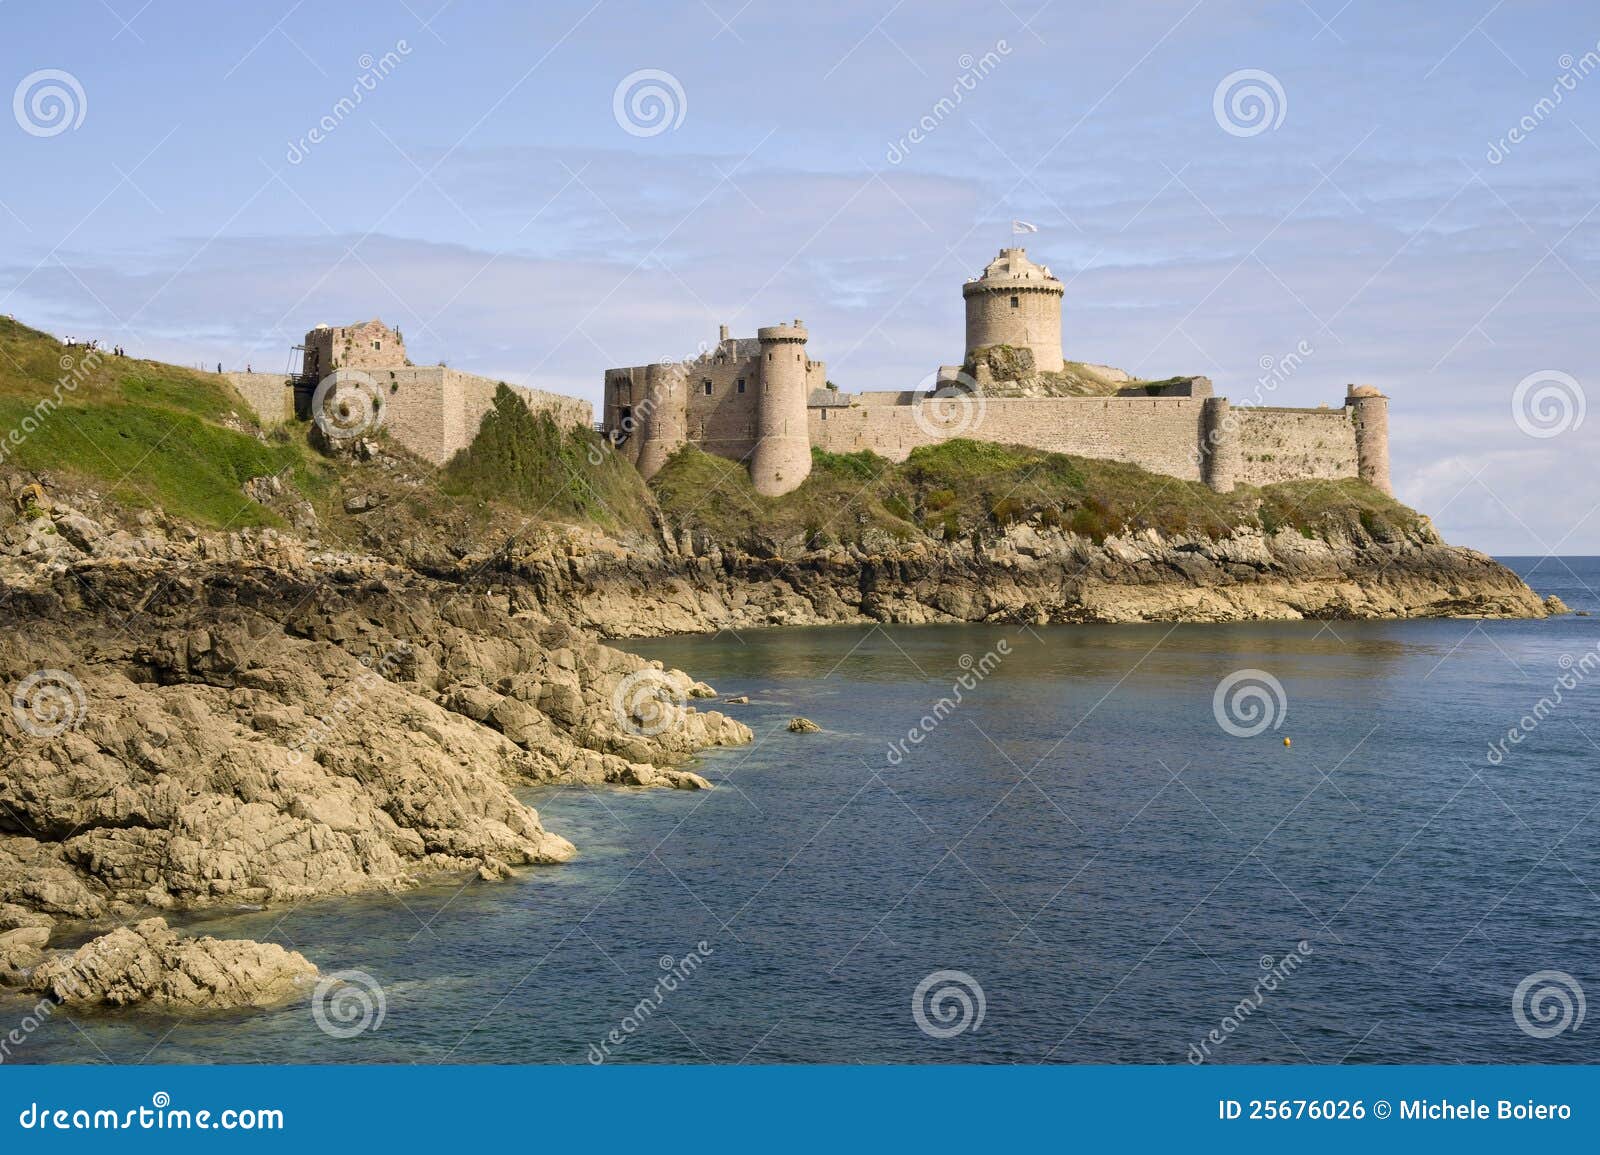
[0,466,1554,1014]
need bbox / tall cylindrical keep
[1346,385,1391,496]
[751,322,812,496]
[1200,397,1239,493]
[962,248,1065,373]
[634,362,687,480]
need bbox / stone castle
[599,247,1392,497]
[229,246,1388,499]
[231,318,591,465]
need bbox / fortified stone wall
[1231,407,1358,486]
[806,395,1365,490]
[315,365,593,466]
[809,396,1212,480]
[224,372,292,427]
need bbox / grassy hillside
[0,315,328,527]
[0,317,647,540]
[651,440,1427,549]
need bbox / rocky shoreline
[0,488,1559,1016]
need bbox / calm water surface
[7,558,1598,1064]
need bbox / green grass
[440,383,653,532]
[0,315,330,527]
[651,438,1426,548]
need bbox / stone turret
[962,248,1065,373]
[634,361,687,480]
[1346,385,1391,496]
[1200,397,1239,493]
[751,321,812,496]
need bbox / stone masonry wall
[317,365,594,466]
[806,395,1363,489]
[1231,407,1358,486]
[224,372,292,427]
[809,396,1211,480]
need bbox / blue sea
[6,558,1597,1065]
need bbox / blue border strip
[1,1065,1594,1150]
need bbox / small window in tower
[703,379,713,395]
[1010,296,1019,308]
[796,353,802,362]
[737,378,746,393]
[374,340,381,350]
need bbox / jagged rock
[788,716,821,733]
[724,694,749,704]
[1545,595,1570,615]
[29,917,317,1009]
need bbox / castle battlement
[601,247,1392,497]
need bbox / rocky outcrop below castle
[471,516,1552,636]
[0,476,1553,1014]
[0,522,750,1010]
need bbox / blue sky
[1,0,1597,552]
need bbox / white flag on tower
[1012,220,1038,234]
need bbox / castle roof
[967,246,1059,289]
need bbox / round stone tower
[750,321,812,496]
[1200,397,1239,493]
[1346,384,1392,496]
[634,361,687,480]
[962,247,1065,373]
